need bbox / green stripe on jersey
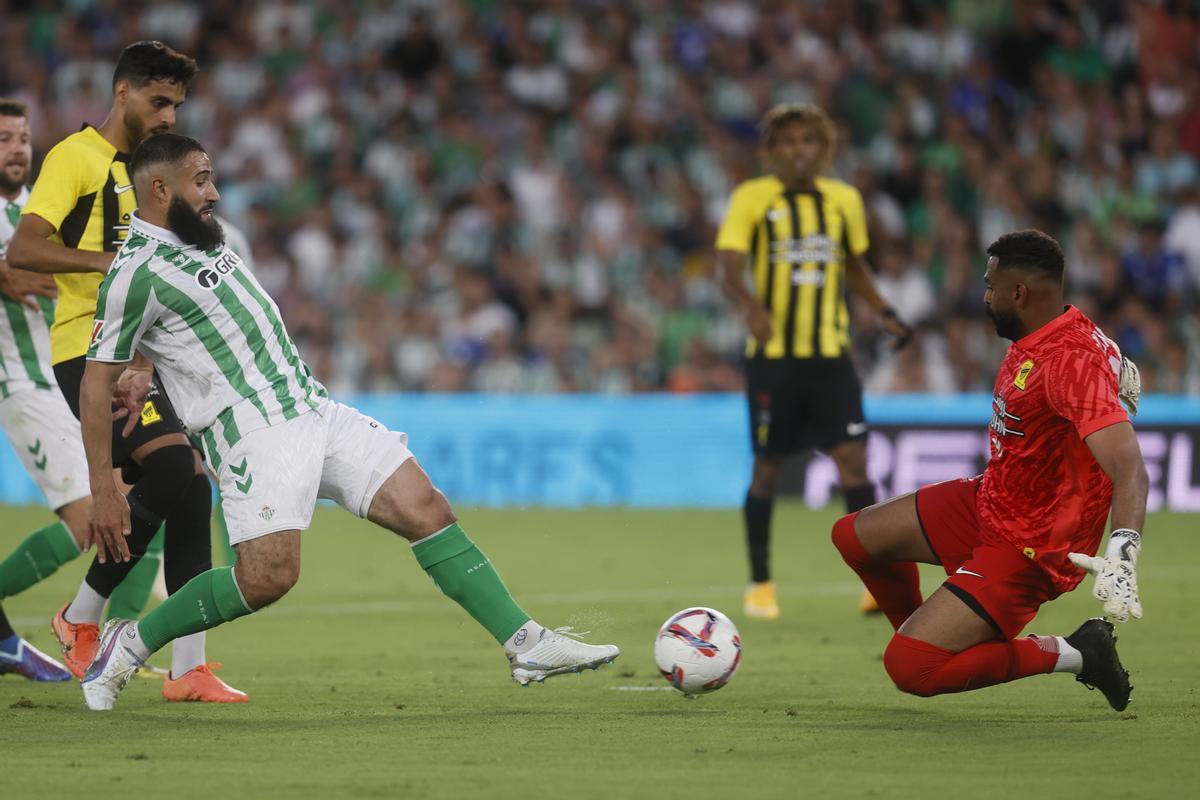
[229,269,317,406]
[114,263,153,360]
[170,254,300,420]
[145,271,272,424]
[1,297,52,389]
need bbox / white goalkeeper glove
[1118,356,1141,416]
[1068,529,1143,623]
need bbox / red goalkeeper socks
[831,513,922,630]
[883,633,1059,696]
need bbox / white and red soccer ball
[654,607,742,695]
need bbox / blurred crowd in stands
[3,0,1200,395]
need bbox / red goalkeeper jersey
[976,306,1129,591]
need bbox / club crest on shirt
[1013,359,1035,390]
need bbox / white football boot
[81,619,144,710]
[509,626,620,686]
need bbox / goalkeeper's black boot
[1066,618,1132,711]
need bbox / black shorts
[745,356,868,456]
[53,355,188,470]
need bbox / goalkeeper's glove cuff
[1106,528,1141,565]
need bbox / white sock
[1053,636,1083,674]
[124,622,153,661]
[503,620,546,657]
[65,581,107,625]
[170,632,206,678]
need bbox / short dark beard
[986,305,1024,341]
[167,196,224,251]
[122,106,147,149]
[0,166,27,195]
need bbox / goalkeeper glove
[1118,355,1141,416]
[1068,529,1143,623]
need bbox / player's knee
[751,458,781,494]
[830,512,862,563]
[58,499,92,549]
[237,557,300,608]
[131,445,196,518]
[410,484,455,538]
[883,634,948,697]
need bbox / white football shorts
[217,399,413,545]
[0,386,90,510]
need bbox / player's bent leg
[828,440,882,614]
[161,453,216,680]
[882,587,1057,698]
[81,536,272,710]
[365,458,619,684]
[831,495,931,630]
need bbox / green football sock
[105,528,164,622]
[0,521,80,598]
[137,566,251,653]
[413,523,530,643]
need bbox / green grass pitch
[1,502,1197,799]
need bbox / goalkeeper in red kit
[832,229,1146,711]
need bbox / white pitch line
[609,686,676,692]
[8,580,863,627]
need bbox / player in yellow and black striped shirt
[715,104,912,620]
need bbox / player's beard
[168,196,225,251]
[0,161,27,194]
[122,108,170,149]
[986,304,1023,341]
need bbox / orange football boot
[859,589,882,615]
[162,663,249,703]
[50,603,100,678]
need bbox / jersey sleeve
[1045,347,1129,440]
[840,185,869,256]
[715,182,759,253]
[21,140,94,232]
[87,262,159,363]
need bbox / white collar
[1,186,30,207]
[129,211,186,248]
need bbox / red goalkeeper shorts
[915,477,1062,640]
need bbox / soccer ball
[654,607,743,695]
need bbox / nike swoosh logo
[114,184,134,194]
[846,421,868,436]
[955,567,985,578]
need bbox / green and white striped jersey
[0,187,58,398]
[88,213,327,468]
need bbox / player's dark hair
[759,103,837,158]
[112,41,198,90]
[0,98,28,118]
[129,133,207,183]
[986,229,1064,281]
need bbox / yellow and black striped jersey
[716,175,869,359]
[22,125,137,364]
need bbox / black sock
[83,446,194,596]
[164,474,213,593]
[744,492,774,583]
[0,604,14,640]
[844,483,877,513]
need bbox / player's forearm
[80,362,119,491]
[845,254,890,314]
[7,229,110,274]
[1108,459,1149,536]
[715,250,757,310]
